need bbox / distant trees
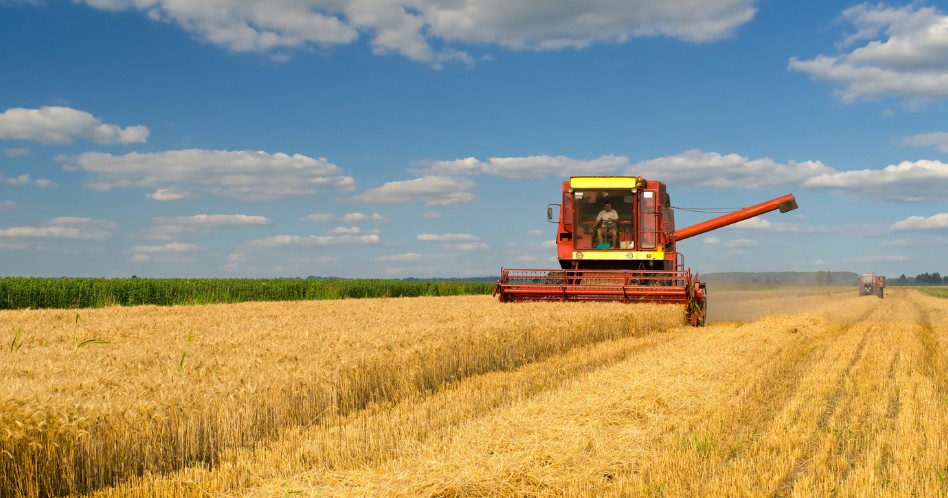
[912,272,948,285]
[897,274,908,285]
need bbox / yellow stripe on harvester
[571,250,665,261]
[570,176,644,189]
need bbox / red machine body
[495,176,798,326]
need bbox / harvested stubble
[0,296,682,497]
[6,288,947,497]
[185,287,944,498]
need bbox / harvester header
[495,175,798,326]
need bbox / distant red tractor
[859,273,886,298]
[495,176,798,326]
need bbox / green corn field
[0,277,494,310]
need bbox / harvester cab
[496,176,798,326]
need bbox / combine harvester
[495,176,798,326]
[859,273,886,298]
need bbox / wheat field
[1,287,946,497]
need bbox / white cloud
[901,132,948,153]
[418,233,480,242]
[881,238,924,247]
[422,154,627,179]
[131,242,201,253]
[343,212,389,223]
[851,255,908,263]
[69,0,758,65]
[149,214,270,239]
[49,217,118,229]
[250,233,381,247]
[0,201,15,212]
[331,226,364,234]
[447,241,489,251]
[4,147,30,157]
[355,176,475,206]
[727,217,810,233]
[725,238,758,248]
[703,237,721,245]
[891,213,948,231]
[302,213,338,223]
[146,188,193,201]
[376,252,422,262]
[0,106,148,144]
[788,4,948,105]
[804,159,948,202]
[528,229,544,236]
[0,216,115,240]
[1,174,56,188]
[60,149,356,201]
[153,214,270,229]
[0,226,109,240]
[628,149,834,189]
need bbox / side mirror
[547,207,553,221]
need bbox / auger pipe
[673,193,798,242]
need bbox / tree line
[895,273,948,285]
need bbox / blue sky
[2,0,948,279]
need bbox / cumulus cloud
[851,255,908,263]
[1,173,56,188]
[149,214,270,239]
[376,252,422,262]
[146,188,193,201]
[725,238,758,248]
[131,242,201,253]
[417,233,487,251]
[901,132,948,153]
[60,149,355,201]
[628,149,834,189]
[447,241,489,251]
[4,147,30,157]
[302,213,339,223]
[343,212,388,223]
[0,201,15,212]
[418,233,480,242]
[727,217,812,233]
[422,154,627,179]
[355,176,475,206]
[703,237,721,245]
[789,4,948,104]
[49,217,118,229]
[0,217,114,240]
[0,106,148,144]
[804,159,948,202]
[68,0,758,65]
[891,213,948,231]
[250,233,381,247]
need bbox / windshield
[572,189,635,249]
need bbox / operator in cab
[595,200,619,248]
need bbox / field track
[2,287,947,497]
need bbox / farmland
[2,286,947,497]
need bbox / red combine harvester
[494,176,798,326]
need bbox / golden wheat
[0,296,681,497]
[3,288,946,497]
